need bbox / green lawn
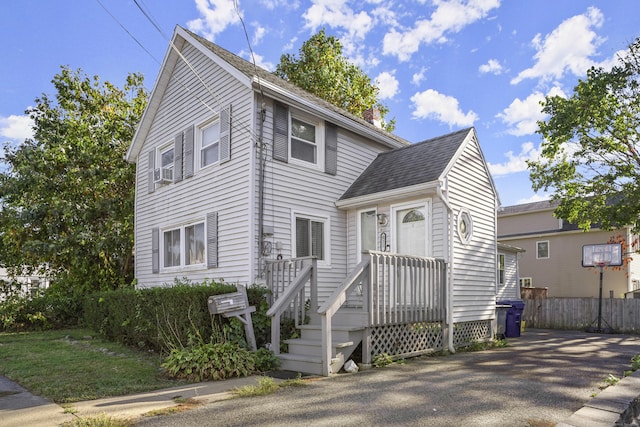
[0,329,182,403]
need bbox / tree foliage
[0,67,147,293]
[529,37,640,233]
[275,29,395,132]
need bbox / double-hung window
[536,241,549,259]
[291,115,318,164]
[498,254,505,285]
[200,119,220,168]
[162,221,205,269]
[294,214,328,262]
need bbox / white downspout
[437,179,456,354]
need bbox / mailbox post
[207,284,257,351]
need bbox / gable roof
[126,26,409,162]
[498,199,559,216]
[339,127,474,202]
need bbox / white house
[126,26,500,375]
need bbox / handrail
[318,257,370,317]
[266,264,312,317]
[318,256,370,376]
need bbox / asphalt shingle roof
[183,27,410,148]
[339,128,472,200]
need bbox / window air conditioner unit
[154,167,173,184]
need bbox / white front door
[395,205,426,257]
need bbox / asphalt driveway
[137,329,640,427]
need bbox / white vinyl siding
[446,135,498,323]
[497,250,520,300]
[133,41,253,287]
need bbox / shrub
[162,341,256,381]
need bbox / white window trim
[291,210,331,266]
[519,277,533,288]
[356,207,378,262]
[498,253,505,286]
[390,199,432,257]
[157,141,174,169]
[288,109,325,171]
[457,208,473,245]
[197,115,220,171]
[536,240,550,259]
[160,218,207,272]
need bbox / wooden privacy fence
[523,298,640,333]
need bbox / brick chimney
[363,106,382,128]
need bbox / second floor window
[291,116,317,164]
[200,120,220,168]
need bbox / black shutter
[207,212,218,268]
[325,123,338,175]
[174,132,183,183]
[273,102,288,162]
[151,228,159,274]
[183,125,194,178]
[219,105,231,163]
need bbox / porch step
[296,324,362,342]
[284,338,354,356]
[277,353,323,375]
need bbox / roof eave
[256,78,409,150]
[336,181,439,209]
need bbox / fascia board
[255,79,409,150]
[335,182,439,209]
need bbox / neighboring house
[0,268,50,300]
[497,200,640,298]
[496,242,524,301]
[126,26,500,375]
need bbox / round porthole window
[458,209,473,244]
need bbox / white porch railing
[266,251,447,375]
[265,257,317,354]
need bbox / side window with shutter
[174,132,184,183]
[151,228,159,274]
[183,125,194,178]
[147,151,155,194]
[325,123,338,175]
[219,105,231,163]
[273,102,288,162]
[207,212,218,268]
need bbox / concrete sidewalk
[1,329,640,426]
[0,373,279,427]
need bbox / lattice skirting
[452,320,491,347]
[370,322,444,360]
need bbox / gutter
[437,179,456,354]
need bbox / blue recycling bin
[498,300,525,337]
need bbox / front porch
[265,251,492,376]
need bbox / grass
[233,375,306,397]
[0,329,180,403]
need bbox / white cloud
[239,50,275,71]
[479,58,503,75]
[382,0,501,62]
[497,86,565,136]
[410,89,478,127]
[187,0,241,41]
[511,7,606,85]
[251,23,266,45]
[375,71,399,99]
[412,67,428,86]
[0,114,33,141]
[303,0,373,40]
[488,141,541,176]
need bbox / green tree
[0,67,147,293]
[275,29,395,132]
[529,37,640,233]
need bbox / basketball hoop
[596,261,610,268]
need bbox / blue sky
[1,1,637,206]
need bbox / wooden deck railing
[266,252,447,374]
[264,257,317,354]
[368,251,447,326]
